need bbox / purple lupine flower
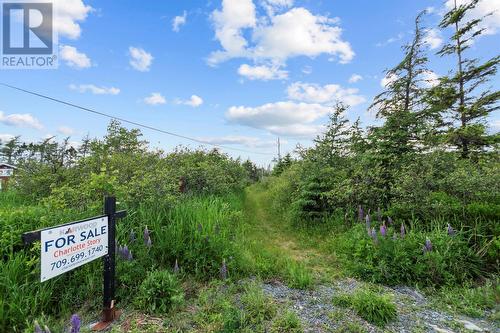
[358,205,364,221]
[371,227,378,244]
[130,230,136,242]
[173,259,179,274]
[447,224,455,236]
[143,226,150,244]
[380,223,387,237]
[376,207,382,222]
[34,321,43,333]
[70,314,81,333]
[120,246,133,261]
[220,259,228,280]
[365,214,371,231]
[423,238,433,252]
[146,236,152,248]
[387,216,393,226]
[400,224,406,238]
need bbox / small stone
[457,320,484,332]
[429,324,455,333]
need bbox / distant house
[0,163,16,190]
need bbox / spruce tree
[436,0,499,158]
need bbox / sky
[0,0,499,166]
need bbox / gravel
[259,278,499,333]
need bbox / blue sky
[0,0,499,165]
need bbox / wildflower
[144,226,152,248]
[173,259,179,274]
[371,227,378,244]
[220,259,228,280]
[376,207,382,222]
[447,224,455,236]
[392,233,398,240]
[35,321,44,333]
[365,214,371,231]
[387,216,393,226]
[119,245,133,261]
[70,314,81,333]
[423,238,433,252]
[44,326,51,333]
[143,226,150,244]
[380,223,387,237]
[400,223,406,238]
[130,230,136,242]
[358,205,364,221]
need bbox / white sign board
[40,216,108,282]
[0,169,13,177]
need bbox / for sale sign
[40,216,108,282]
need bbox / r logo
[2,2,53,55]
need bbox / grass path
[242,185,342,284]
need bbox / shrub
[333,288,397,327]
[332,224,483,287]
[135,269,184,313]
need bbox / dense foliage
[263,3,499,287]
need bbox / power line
[0,83,274,156]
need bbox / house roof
[0,163,17,169]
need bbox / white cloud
[0,134,15,142]
[380,73,398,88]
[199,135,277,148]
[376,32,404,47]
[426,6,436,14]
[57,126,75,136]
[421,71,440,87]
[423,28,443,49]
[172,11,187,32]
[262,0,294,15]
[129,47,153,72]
[252,8,353,64]
[302,65,312,74]
[69,84,120,95]
[226,101,330,136]
[209,3,354,68]
[445,0,500,35]
[209,0,256,64]
[144,93,166,106]
[238,63,288,80]
[60,45,91,68]
[176,95,204,107]
[287,82,366,106]
[348,74,363,83]
[51,0,93,39]
[0,111,43,130]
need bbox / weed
[135,270,184,314]
[240,282,277,326]
[286,261,313,289]
[270,310,303,333]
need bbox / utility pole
[277,137,281,162]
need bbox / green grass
[333,288,397,327]
[270,310,303,333]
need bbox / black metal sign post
[92,196,126,331]
[22,196,126,331]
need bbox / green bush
[135,269,184,313]
[332,224,483,287]
[333,288,397,327]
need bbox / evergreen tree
[436,0,499,158]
